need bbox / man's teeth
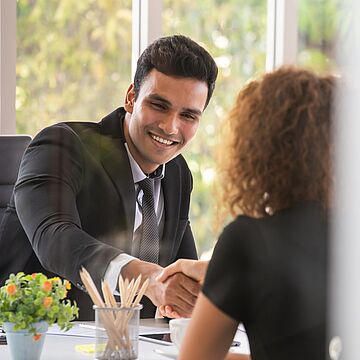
[151,135,174,145]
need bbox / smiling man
[124,71,207,173]
[0,35,218,320]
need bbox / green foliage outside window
[16,0,132,135]
[298,0,341,71]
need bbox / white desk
[0,319,250,359]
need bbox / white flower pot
[3,321,48,360]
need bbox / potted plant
[0,272,79,360]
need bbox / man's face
[123,69,208,174]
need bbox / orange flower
[43,296,53,308]
[33,334,42,342]
[31,273,37,279]
[42,281,52,292]
[64,280,71,290]
[6,284,17,295]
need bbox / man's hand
[155,259,209,318]
[122,259,201,318]
[153,272,200,317]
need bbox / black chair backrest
[0,135,32,222]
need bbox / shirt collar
[124,143,165,183]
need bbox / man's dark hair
[133,35,218,109]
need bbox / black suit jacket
[0,108,197,319]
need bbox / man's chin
[146,153,181,168]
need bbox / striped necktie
[137,177,160,264]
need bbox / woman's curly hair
[217,66,334,219]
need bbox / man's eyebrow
[147,94,172,106]
[147,93,203,116]
[182,107,202,117]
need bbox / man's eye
[182,113,197,121]
[151,102,167,110]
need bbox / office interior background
[1,1,359,357]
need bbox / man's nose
[158,114,179,135]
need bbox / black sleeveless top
[202,202,327,360]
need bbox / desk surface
[0,319,249,359]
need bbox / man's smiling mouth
[150,133,178,146]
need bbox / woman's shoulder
[222,214,258,233]
[220,214,266,242]
[215,215,264,257]
[218,203,326,253]
[223,202,325,234]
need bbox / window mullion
[0,0,16,134]
[266,0,298,71]
[131,0,163,79]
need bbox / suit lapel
[98,108,135,252]
[160,160,181,266]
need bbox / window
[16,0,132,135]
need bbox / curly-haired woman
[158,67,334,360]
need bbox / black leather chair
[0,135,32,222]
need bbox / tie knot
[138,178,154,196]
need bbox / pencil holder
[94,304,142,360]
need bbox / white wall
[330,1,360,359]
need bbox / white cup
[169,318,191,349]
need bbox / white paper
[47,322,170,338]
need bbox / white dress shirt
[104,143,165,293]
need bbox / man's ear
[124,83,135,113]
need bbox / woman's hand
[156,259,209,284]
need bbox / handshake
[122,259,209,319]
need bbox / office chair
[0,135,32,222]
